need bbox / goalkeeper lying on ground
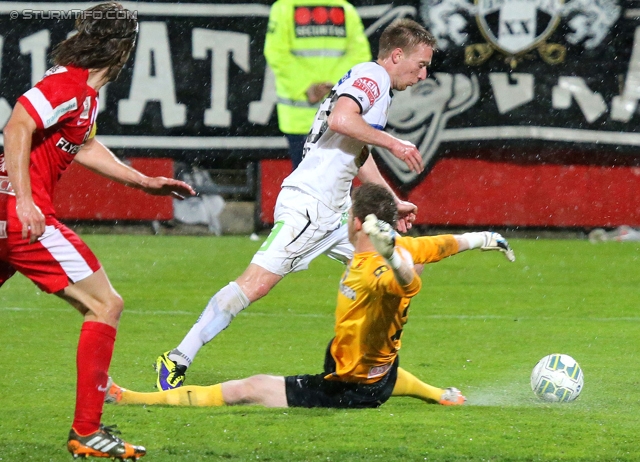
[106,183,515,409]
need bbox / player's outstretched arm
[328,97,424,173]
[74,138,195,200]
[458,231,516,262]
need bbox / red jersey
[15,65,98,219]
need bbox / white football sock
[172,282,250,367]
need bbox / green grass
[1,235,640,461]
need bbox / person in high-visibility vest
[264,0,371,169]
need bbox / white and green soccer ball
[530,354,583,402]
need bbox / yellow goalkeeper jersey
[327,234,459,384]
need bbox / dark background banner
[0,1,399,163]
[1,1,639,188]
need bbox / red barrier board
[54,158,174,221]
[260,158,640,228]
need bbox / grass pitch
[1,234,639,461]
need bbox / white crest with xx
[475,0,563,55]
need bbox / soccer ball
[530,354,583,402]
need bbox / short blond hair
[377,19,436,59]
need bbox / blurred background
[1,0,638,237]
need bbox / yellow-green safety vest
[264,0,372,135]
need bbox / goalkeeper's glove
[462,231,516,262]
[362,214,403,269]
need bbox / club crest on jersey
[294,6,346,37]
[353,78,380,105]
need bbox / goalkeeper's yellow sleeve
[396,235,459,265]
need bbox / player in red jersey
[1,3,194,460]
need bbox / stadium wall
[54,158,174,221]
[261,157,640,228]
[1,1,639,228]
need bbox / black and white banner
[374,0,640,186]
[0,1,397,158]
[0,1,639,186]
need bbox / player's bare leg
[222,375,288,407]
[58,269,146,459]
[110,375,287,408]
[58,267,123,326]
[156,264,282,390]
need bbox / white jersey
[281,62,393,213]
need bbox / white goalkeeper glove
[363,214,403,269]
[462,231,516,262]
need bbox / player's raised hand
[390,138,424,174]
[362,214,397,259]
[396,200,417,232]
[142,177,196,200]
[480,231,515,262]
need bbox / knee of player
[101,292,124,322]
[252,283,273,300]
[221,378,253,404]
[233,375,270,402]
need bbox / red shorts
[0,194,101,293]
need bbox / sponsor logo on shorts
[353,78,380,105]
[0,221,7,239]
[367,362,392,379]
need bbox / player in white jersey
[282,61,394,212]
[155,19,437,390]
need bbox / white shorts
[251,187,354,276]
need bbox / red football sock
[72,321,117,435]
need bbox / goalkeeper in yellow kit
[106,184,515,409]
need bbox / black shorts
[284,339,398,409]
